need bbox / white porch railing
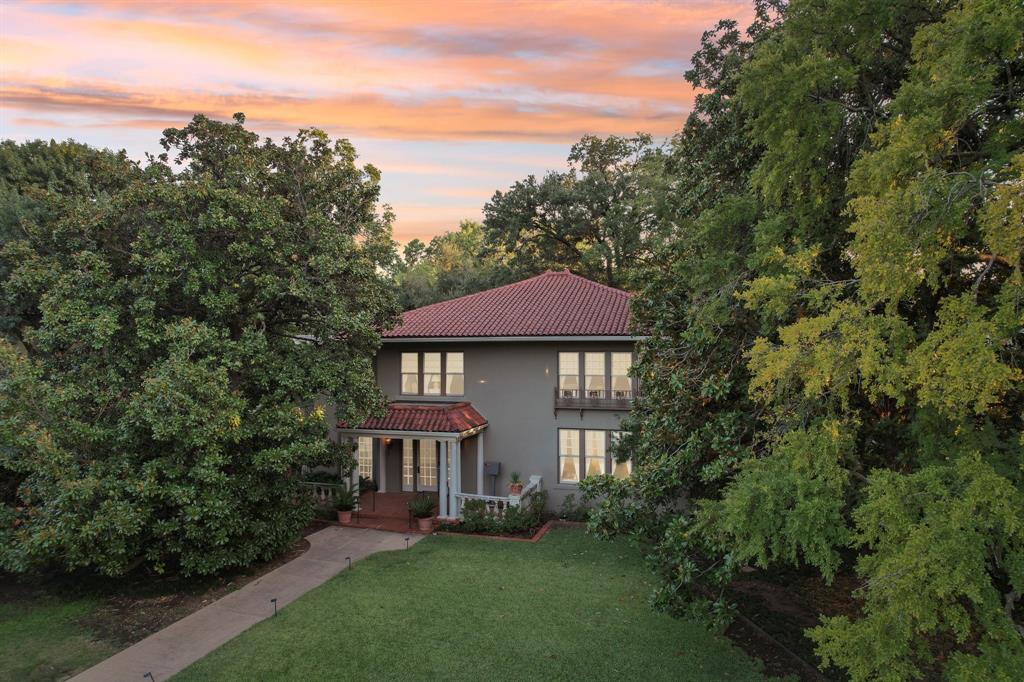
[452,475,542,519]
[299,481,350,506]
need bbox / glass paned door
[417,439,438,491]
[401,439,415,492]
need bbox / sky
[0,1,752,243]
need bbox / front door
[417,439,438,492]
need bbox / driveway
[71,527,423,682]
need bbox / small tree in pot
[408,494,436,532]
[334,485,357,524]
[508,472,524,496]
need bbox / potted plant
[334,485,357,524]
[408,494,436,532]
[508,471,524,496]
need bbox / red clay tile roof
[345,402,488,434]
[384,270,631,338]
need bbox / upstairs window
[399,351,465,396]
[558,351,635,400]
[445,352,464,395]
[558,352,580,397]
[611,352,633,398]
[423,352,442,395]
[584,352,606,397]
[401,353,419,394]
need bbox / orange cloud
[1,0,754,240]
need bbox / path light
[405,537,410,549]
[346,556,352,570]
[144,673,155,682]
[271,598,278,616]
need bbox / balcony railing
[553,387,639,411]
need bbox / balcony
[554,387,638,412]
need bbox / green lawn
[0,596,116,682]
[174,528,767,681]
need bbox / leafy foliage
[0,114,398,576]
[482,134,661,288]
[583,0,1024,678]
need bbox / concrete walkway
[71,526,423,682]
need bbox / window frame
[399,351,465,397]
[557,428,632,484]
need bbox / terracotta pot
[509,483,524,496]
[337,510,353,524]
[417,516,434,532]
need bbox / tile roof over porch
[342,401,488,434]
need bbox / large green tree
[0,114,399,576]
[482,134,661,288]
[585,1,1024,679]
[396,220,516,309]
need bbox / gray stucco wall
[373,340,635,510]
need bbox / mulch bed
[0,521,324,650]
[435,518,583,543]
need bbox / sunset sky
[0,1,751,243]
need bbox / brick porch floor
[341,491,440,534]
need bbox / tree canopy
[0,114,398,576]
[582,0,1024,679]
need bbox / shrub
[333,485,357,512]
[558,493,591,522]
[408,494,436,519]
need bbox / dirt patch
[722,568,861,681]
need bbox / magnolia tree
[0,114,399,576]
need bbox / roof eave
[380,334,645,343]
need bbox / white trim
[439,441,450,518]
[476,429,484,496]
[381,335,643,344]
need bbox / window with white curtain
[584,352,605,397]
[400,351,464,396]
[357,437,373,480]
[584,430,606,477]
[445,352,464,395]
[401,353,419,394]
[610,431,632,479]
[611,352,633,398]
[558,429,632,483]
[558,352,580,397]
[558,429,580,483]
[423,353,442,395]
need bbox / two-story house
[334,269,638,518]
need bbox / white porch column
[453,439,461,494]
[377,437,386,493]
[476,430,485,496]
[438,440,449,518]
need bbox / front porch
[333,401,542,522]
